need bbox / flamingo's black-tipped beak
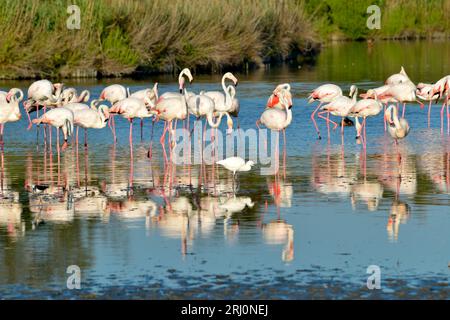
[179,89,183,94]
[235,81,238,87]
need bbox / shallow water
[0,41,449,299]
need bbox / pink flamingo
[266,83,291,109]
[319,85,357,135]
[348,96,382,149]
[0,89,23,147]
[128,83,159,140]
[257,87,293,174]
[24,80,64,131]
[110,97,153,156]
[73,104,110,146]
[32,107,74,151]
[377,82,423,118]
[430,76,450,134]
[152,81,191,163]
[61,88,90,104]
[385,66,411,86]
[308,84,343,139]
[98,84,128,142]
[416,83,439,127]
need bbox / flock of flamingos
[0,66,450,170]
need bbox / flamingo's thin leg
[310,102,322,139]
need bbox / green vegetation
[306,0,450,40]
[0,0,316,78]
[0,0,449,79]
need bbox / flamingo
[385,66,411,86]
[73,104,110,146]
[24,80,64,129]
[110,97,153,155]
[98,84,128,142]
[0,88,23,146]
[128,83,159,140]
[416,83,439,127]
[32,107,74,151]
[257,87,293,172]
[267,83,291,109]
[308,84,343,139]
[385,105,410,143]
[201,72,238,132]
[152,79,191,162]
[349,95,382,148]
[318,85,357,135]
[377,82,423,118]
[160,68,194,99]
[430,76,450,134]
[61,88,90,104]
[127,83,158,107]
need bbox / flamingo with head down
[307,84,343,139]
[98,84,128,142]
[24,80,64,129]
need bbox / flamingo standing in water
[308,84,343,139]
[0,89,23,146]
[257,87,293,174]
[385,105,410,143]
[32,107,74,151]
[73,104,110,147]
[128,83,159,140]
[110,97,153,156]
[98,84,128,142]
[377,82,423,118]
[430,75,450,134]
[416,83,439,127]
[201,72,239,133]
[152,78,191,162]
[319,85,357,135]
[24,80,64,129]
[348,95,383,149]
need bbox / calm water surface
[0,41,449,299]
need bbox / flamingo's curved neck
[206,112,224,128]
[222,75,232,107]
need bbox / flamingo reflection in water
[0,150,25,239]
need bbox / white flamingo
[385,105,410,144]
[24,80,64,129]
[416,83,439,127]
[99,84,128,142]
[201,72,238,132]
[73,104,110,146]
[0,88,23,145]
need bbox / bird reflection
[266,176,293,208]
[0,150,24,239]
[350,181,383,211]
[387,200,411,242]
[262,220,294,262]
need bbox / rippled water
[0,41,449,299]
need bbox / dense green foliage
[0,0,449,78]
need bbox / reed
[0,0,317,79]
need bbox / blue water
[0,42,449,299]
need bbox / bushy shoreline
[0,0,317,79]
[0,0,449,79]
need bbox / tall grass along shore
[0,0,316,79]
[0,0,449,79]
